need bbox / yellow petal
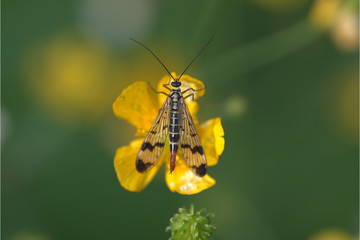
[156,73,205,116]
[156,74,173,105]
[308,0,341,29]
[165,157,216,195]
[309,229,355,240]
[179,74,205,100]
[114,139,162,192]
[113,81,159,137]
[199,118,225,166]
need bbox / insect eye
[172,81,181,87]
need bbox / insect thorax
[170,90,181,101]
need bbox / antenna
[177,36,214,82]
[130,38,176,81]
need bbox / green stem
[202,19,324,86]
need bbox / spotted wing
[179,97,207,177]
[136,97,170,173]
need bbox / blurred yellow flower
[113,73,224,195]
[309,228,357,240]
[8,230,51,240]
[326,69,358,143]
[309,0,359,52]
[330,7,359,52]
[309,0,342,28]
[23,33,124,126]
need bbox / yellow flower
[308,0,359,52]
[309,228,357,240]
[309,0,342,29]
[113,73,224,195]
[22,32,125,126]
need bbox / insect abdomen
[169,107,180,148]
[169,94,181,173]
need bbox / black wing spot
[141,142,165,151]
[136,159,153,173]
[193,146,204,155]
[181,144,204,155]
[193,164,207,177]
[181,144,190,149]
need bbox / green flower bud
[166,204,215,240]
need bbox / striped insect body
[131,37,213,177]
[168,85,181,173]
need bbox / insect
[130,37,213,177]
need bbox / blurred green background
[2,0,359,239]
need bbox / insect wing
[136,97,171,173]
[179,97,207,177]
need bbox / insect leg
[184,93,195,101]
[181,86,206,95]
[163,84,172,92]
[162,76,173,92]
[147,81,169,96]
